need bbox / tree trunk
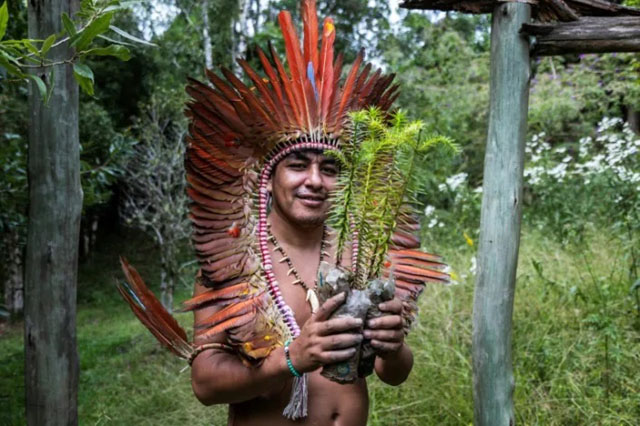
[25,1,81,425]
[202,0,213,69]
[3,229,24,315]
[159,250,175,313]
[232,0,251,72]
[626,107,640,134]
[472,3,530,426]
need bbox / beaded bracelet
[284,339,302,378]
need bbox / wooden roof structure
[401,0,640,22]
[401,1,640,59]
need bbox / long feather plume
[117,257,192,359]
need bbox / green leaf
[0,2,8,41]
[84,44,130,61]
[27,74,48,102]
[0,49,24,77]
[97,33,135,47]
[40,34,56,56]
[109,25,156,47]
[73,62,94,96]
[103,1,141,13]
[61,12,77,37]
[22,39,40,56]
[72,12,113,51]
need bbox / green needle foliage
[329,107,456,288]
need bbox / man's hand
[288,292,363,373]
[364,298,405,359]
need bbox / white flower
[428,218,438,228]
[524,166,545,185]
[469,256,477,276]
[548,163,568,180]
[446,172,468,191]
[424,205,435,217]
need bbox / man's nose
[305,165,323,189]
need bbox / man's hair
[271,148,339,176]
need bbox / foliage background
[1,0,639,424]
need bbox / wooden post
[472,2,530,425]
[25,1,81,424]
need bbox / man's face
[268,150,338,228]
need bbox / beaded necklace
[267,224,329,313]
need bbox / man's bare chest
[269,246,316,326]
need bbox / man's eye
[288,163,307,170]
[322,166,338,176]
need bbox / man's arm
[191,287,363,405]
[191,345,290,405]
[373,343,413,386]
[364,299,414,386]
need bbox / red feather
[257,47,292,126]
[279,10,315,130]
[118,258,192,358]
[302,0,319,72]
[331,50,363,130]
[238,58,287,126]
[318,18,335,121]
[270,43,303,127]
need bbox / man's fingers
[314,292,346,321]
[317,316,363,335]
[367,315,403,330]
[371,340,402,354]
[378,298,403,314]
[364,329,403,342]
[318,347,358,364]
[320,333,363,350]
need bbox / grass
[1,225,638,425]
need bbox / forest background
[1,0,639,424]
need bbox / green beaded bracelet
[284,339,302,378]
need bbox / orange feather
[197,296,262,329]
[182,282,251,311]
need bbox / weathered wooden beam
[399,0,640,20]
[26,1,81,425]
[473,2,530,426]
[523,16,640,55]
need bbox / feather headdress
[118,0,447,392]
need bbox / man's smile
[296,194,326,207]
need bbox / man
[118,1,431,424]
[190,150,414,425]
